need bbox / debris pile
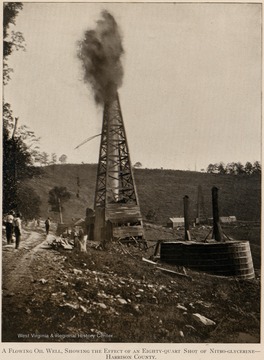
[48,236,74,250]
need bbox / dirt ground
[1,222,261,343]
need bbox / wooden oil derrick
[196,184,207,224]
[94,93,145,246]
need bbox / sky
[4,1,262,171]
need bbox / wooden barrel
[160,240,255,279]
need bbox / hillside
[2,166,261,344]
[2,225,260,343]
[27,164,261,224]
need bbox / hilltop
[27,164,261,224]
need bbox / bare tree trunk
[78,234,87,252]
[58,198,63,223]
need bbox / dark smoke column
[78,11,145,246]
[78,11,124,201]
[77,10,124,105]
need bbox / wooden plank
[106,211,142,222]
[156,266,192,280]
[106,203,141,210]
[108,217,142,224]
[113,226,143,237]
[142,257,158,265]
[142,257,192,280]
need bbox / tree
[59,154,67,164]
[235,162,245,175]
[3,103,43,213]
[134,162,142,168]
[17,185,41,220]
[217,162,226,175]
[146,209,157,222]
[225,162,236,175]
[39,152,49,166]
[3,2,25,84]
[252,161,261,175]
[206,163,218,174]
[48,186,71,223]
[245,162,253,175]
[3,128,37,213]
[16,124,41,161]
[51,153,57,165]
[225,162,244,175]
[3,5,42,215]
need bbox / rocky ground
[2,222,261,343]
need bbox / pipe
[211,186,223,241]
[183,195,191,240]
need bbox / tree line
[34,152,68,166]
[206,161,261,175]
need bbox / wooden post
[94,207,105,242]
[106,220,112,242]
[211,186,223,241]
[85,208,95,240]
[183,195,191,240]
[78,234,87,252]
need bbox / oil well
[78,11,145,246]
[77,11,255,278]
[93,93,145,244]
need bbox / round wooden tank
[160,240,255,279]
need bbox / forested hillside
[27,164,261,224]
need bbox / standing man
[5,210,14,244]
[45,217,51,235]
[14,212,22,249]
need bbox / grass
[27,164,261,225]
[3,164,261,343]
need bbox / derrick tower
[94,93,145,244]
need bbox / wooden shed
[167,217,185,228]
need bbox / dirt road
[2,225,66,342]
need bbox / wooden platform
[105,203,145,241]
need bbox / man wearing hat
[5,210,15,244]
[14,212,22,249]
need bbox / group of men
[4,211,22,249]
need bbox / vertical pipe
[107,96,119,202]
[183,195,190,240]
[212,186,223,241]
